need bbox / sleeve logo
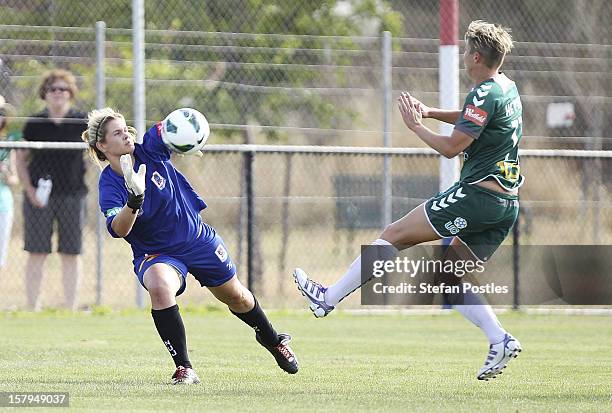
[463,105,488,126]
[215,244,228,262]
[105,207,122,218]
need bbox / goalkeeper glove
[119,154,146,213]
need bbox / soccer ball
[160,108,210,154]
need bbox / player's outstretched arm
[110,154,146,237]
[398,92,473,158]
[404,92,461,124]
[426,108,462,124]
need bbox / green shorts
[424,181,519,261]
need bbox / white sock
[454,301,507,344]
[325,239,398,306]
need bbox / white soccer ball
[160,108,210,155]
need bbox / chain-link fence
[0,0,610,309]
[1,143,610,310]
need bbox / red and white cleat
[171,366,201,385]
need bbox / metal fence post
[513,209,520,310]
[278,152,293,297]
[381,31,392,228]
[245,149,255,293]
[95,20,106,307]
[132,0,145,308]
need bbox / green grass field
[0,310,610,412]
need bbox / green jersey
[455,73,524,190]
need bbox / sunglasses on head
[48,86,69,93]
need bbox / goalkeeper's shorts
[133,224,236,296]
[424,181,519,262]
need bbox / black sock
[151,304,192,369]
[231,297,280,347]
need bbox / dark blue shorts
[133,224,236,296]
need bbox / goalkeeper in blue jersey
[294,20,522,381]
[82,108,298,384]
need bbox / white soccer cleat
[477,334,522,381]
[292,268,335,318]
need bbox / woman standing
[15,69,86,310]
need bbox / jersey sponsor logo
[463,105,488,126]
[151,171,166,190]
[215,244,228,262]
[105,207,122,218]
[496,157,521,183]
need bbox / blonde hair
[81,107,137,166]
[464,20,513,69]
[38,68,78,100]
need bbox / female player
[294,20,523,381]
[82,107,298,384]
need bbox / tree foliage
[0,0,403,142]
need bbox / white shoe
[477,334,522,380]
[292,268,335,318]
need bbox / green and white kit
[425,73,523,260]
